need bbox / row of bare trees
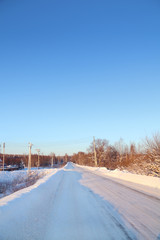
[71,133,160,170]
[0,153,70,168]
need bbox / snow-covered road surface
[0,163,160,240]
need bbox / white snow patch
[0,168,55,198]
[75,164,160,190]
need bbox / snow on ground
[0,168,54,198]
[75,164,160,240]
[0,168,54,183]
[0,168,62,240]
[0,163,160,240]
[76,164,160,190]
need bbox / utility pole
[93,137,97,167]
[3,143,5,171]
[36,149,40,169]
[28,142,33,173]
[50,153,55,168]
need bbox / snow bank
[76,164,160,190]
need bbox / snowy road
[0,163,160,240]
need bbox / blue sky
[0,0,160,155]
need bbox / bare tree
[114,138,127,162]
[144,133,160,163]
[88,139,109,166]
[104,146,118,169]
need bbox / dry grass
[0,170,48,198]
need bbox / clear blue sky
[0,0,160,155]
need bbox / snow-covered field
[0,163,160,240]
[0,168,54,198]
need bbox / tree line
[71,133,160,171]
[0,133,159,173]
[0,153,70,168]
